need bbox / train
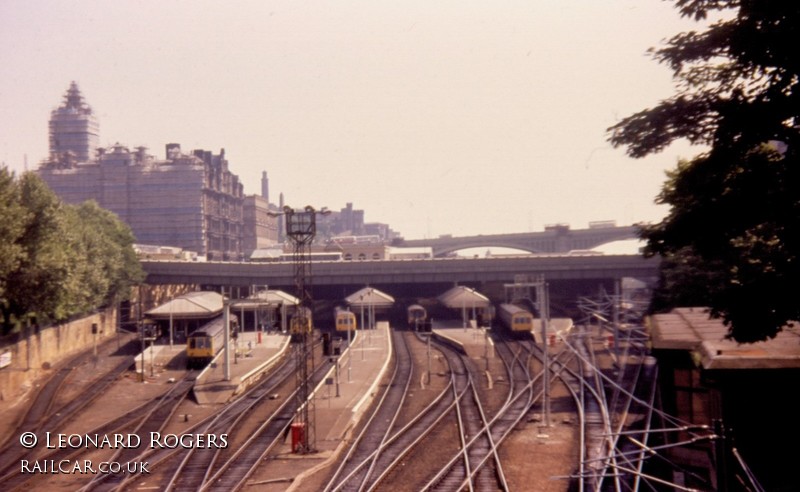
[407,304,433,331]
[186,314,238,369]
[334,306,357,332]
[290,306,313,339]
[407,304,427,327]
[498,303,535,333]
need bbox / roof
[648,307,800,370]
[230,290,299,309]
[145,291,224,319]
[438,286,491,309]
[345,287,395,308]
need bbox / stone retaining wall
[0,307,117,403]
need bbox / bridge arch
[436,242,544,257]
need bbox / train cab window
[189,339,196,349]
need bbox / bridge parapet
[141,253,658,288]
[401,225,639,257]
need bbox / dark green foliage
[0,167,26,305]
[609,2,800,341]
[0,168,144,335]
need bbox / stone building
[242,172,281,257]
[38,82,244,260]
[39,143,244,260]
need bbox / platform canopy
[231,289,300,309]
[145,291,224,319]
[438,286,491,309]
[345,287,395,308]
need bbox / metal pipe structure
[271,205,329,455]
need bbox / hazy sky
[1,0,711,240]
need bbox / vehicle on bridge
[334,306,357,332]
[186,315,238,369]
[498,303,534,333]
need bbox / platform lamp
[346,306,352,382]
[360,293,365,360]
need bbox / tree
[608,2,800,342]
[0,167,26,307]
[70,200,144,307]
[5,171,73,329]
[0,172,144,334]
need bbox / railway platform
[431,319,495,359]
[193,330,291,405]
[268,322,392,490]
[314,322,391,443]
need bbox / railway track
[5,317,721,491]
[323,329,411,492]
[332,331,461,491]
[0,333,138,476]
[324,330,545,492]
[536,325,679,491]
[415,336,505,491]
[78,372,198,492]
[163,357,296,492]
[197,345,335,491]
[0,373,196,491]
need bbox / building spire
[60,81,92,113]
[49,81,99,163]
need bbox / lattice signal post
[275,205,329,454]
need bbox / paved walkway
[313,322,392,446]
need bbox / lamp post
[139,320,145,382]
[334,354,340,398]
[426,329,431,385]
[223,293,231,381]
[484,326,489,371]
[149,334,154,377]
[347,307,352,382]
[368,288,374,346]
[462,290,467,331]
[360,295,365,360]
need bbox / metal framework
[504,274,551,425]
[281,205,328,454]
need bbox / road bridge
[141,254,658,289]
[400,224,639,256]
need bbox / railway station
[4,270,795,491]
